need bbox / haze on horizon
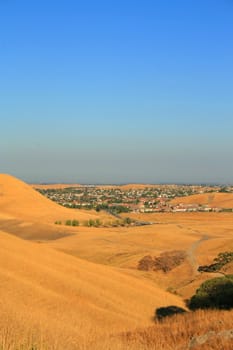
[1,0,233,184]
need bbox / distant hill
[0,174,103,222]
[0,174,111,239]
[32,183,81,189]
[171,192,233,208]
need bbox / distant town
[36,184,233,214]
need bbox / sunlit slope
[0,230,184,348]
[0,174,107,223]
[171,192,233,208]
[47,212,233,299]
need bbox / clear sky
[1,0,233,184]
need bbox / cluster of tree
[55,220,79,226]
[198,251,233,273]
[155,275,233,321]
[84,217,133,227]
[63,203,94,210]
[154,251,233,321]
[65,219,79,226]
[55,217,134,228]
[219,186,230,193]
[103,217,134,227]
[83,219,102,227]
[189,251,233,310]
[62,203,132,213]
[107,205,131,214]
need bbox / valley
[0,174,232,349]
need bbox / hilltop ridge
[171,192,233,208]
[0,174,98,221]
[0,174,111,240]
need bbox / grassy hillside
[0,229,185,349]
[0,174,112,239]
[47,212,233,296]
[0,175,233,349]
[170,192,233,208]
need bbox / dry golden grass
[0,228,186,349]
[1,176,233,349]
[0,303,232,349]
[46,211,233,300]
[0,174,112,240]
[119,309,233,350]
[0,174,112,223]
[171,192,233,208]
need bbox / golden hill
[47,211,233,299]
[0,229,185,349]
[0,174,102,222]
[0,176,233,349]
[171,192,233,208]
[32,183,81,189]
[0,174,111,240]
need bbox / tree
[198,251,233,273]
[188,275,233,310]
[72,220,79,226]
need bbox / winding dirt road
[187,234,210,274]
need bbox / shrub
[138,251,186,273]
[65,220,72,226]
[138,255,155,271]
[153,251,186,272]
[94,219,102,227]
[54,221,62,225]
[155,306,186,321]
[188,275,233,310]
[124,217,132,225]
[72,220,79,226]
[198,251,233,273]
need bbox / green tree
[188,275,233,310]
[72,220,79,226]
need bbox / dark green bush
[188,275,233,310]
[155,306,186,321]
[198,251,233,273]
[72,219,79,226]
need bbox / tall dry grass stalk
[0,309,232,349]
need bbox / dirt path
[187,234,210,274]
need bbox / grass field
[0,175,233,349]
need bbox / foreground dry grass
[0,309,232,349]
[0,229,186,349]
[120,309,233,350]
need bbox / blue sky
[0,0,233,183]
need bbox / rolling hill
[0,175,232,349]
[0,228,185,349]
[170,192,233,208]
[0,174,112,240]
